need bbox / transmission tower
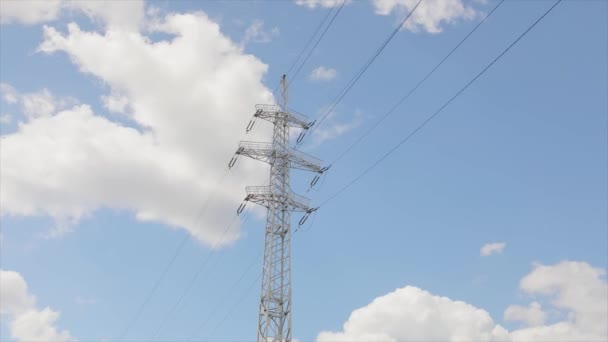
[229,75,324,342]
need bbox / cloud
[504,302,546,327]
[0,0,63,25]
[317,261,607,342]
[0,269,74,341]
[480,242,506,256]
[0,114,11,124]
[242,19,280,45]
[1,84,77,119]
[0,10,273,245]
[511,261,608,340]
[0,0,144,30]
[295,0,348,9]
[22,89,78,118]
[65,0,145,31]
[317,285,510,342]
[372,0,479,33]
[310,66,337,81]
[1,83,19,103]
[310,109,363,147]
[101,93,130,114]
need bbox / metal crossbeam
[253,104,311,129]
[236,141,323,172]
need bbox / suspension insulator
[309,165,331,188]
[237,201,248,215]
[310,174,321,187]
[296,131,306,144]
[246,119,256,133]
[298,208,317,226]
[228,155,238,169]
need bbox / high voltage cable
[189,252,263,339]
[286,5,337,77]
[296,0,424,147]
[329,0,506,166]
[117,169,231,341]
[207,273,263,340]
[272,1,345,95]
[190,229,303,339]
[287,0,347,87]
[151,211,250,339]
[318,0,563,208]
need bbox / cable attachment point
[298,207,318,226]
[228,147,244,169]
[237,195,252,215]
[296,120,316,144]
[310,165,332,188]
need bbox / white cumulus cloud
[317,261,607,342]
[317,285,510,342]
[0,0,144,30]
[310,109,363,147]
[1,83,19,103]
[372,0,479,34]
[295,0,348,9]
[0,0,63,25]
[1,84,77,119]
[1,9,273,245]
[0,269,74,341]
[310,66,337,81]
[242,19,280,45]
[101,93,130,114]
[511,261,608,341]
[504,302,546,327]
[480,241,506,256]
[0,114,11,124]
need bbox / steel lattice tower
[230,75,323,342]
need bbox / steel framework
[230,76,323,342]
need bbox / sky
[0,0,606,341]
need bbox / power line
[187,222,310,341]
[207,273,262,340]
[117,169,231,341]
[271,1,345,95]
[296,0,424,147]
[329,0,506,167]
[189,252,263,339]
[318,0,563,208]
[117,116,267,340]
[151,211,250,340]
[287,0,347,87]
[285,5,336,77]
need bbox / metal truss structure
[229,76,324,342]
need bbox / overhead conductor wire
[193,214,314,338]
[272,0,346,95]
[117,168,230,341]
[151,211,251,339]
[287,0,347,87]
[296,0,425,147]
[317,0,563,209]
[329,0,506,167]
[189,251,263,339]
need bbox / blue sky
[0,0,606,341]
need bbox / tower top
[280,75,288,112]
